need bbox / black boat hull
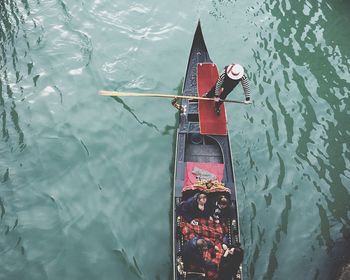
[173,22,242,280]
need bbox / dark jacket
[218,247,244,280]
[182,236,216,270]
[212,203,235,223]
[179,194,211,223]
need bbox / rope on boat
[171,98,185,112]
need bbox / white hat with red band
[226,64,244,80]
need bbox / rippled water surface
[1,0,349,279]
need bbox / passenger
[182,236,217,271]
[218,245,244,280]
[212,196,234,224]
[204,63,252,115]
[180,192,212,225]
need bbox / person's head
[196,238,208,251]
[226,64,244,80]
[217,196,228,209]
[196,193,207,206]
[232,247,244,261]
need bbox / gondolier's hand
[214,96,220,102]
[190,220,198,226]
[244,99,252,105]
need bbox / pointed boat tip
[193,20,205,45]
[196,19,202,30]
[194,20,204,37]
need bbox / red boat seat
[197,63,228,136]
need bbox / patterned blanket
[180,218,228,279]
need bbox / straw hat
[226,64,244,80]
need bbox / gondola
[173,21,243,280]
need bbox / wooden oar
[99,90,246,104]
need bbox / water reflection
[1,1,54,279]
[245,0,350,278]
[0,0,41,150]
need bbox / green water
[1,0,349,279]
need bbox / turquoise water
[1,0,349,279]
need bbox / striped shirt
[241,75,251,101]
[215,71,251,101]
[214,71,226,96]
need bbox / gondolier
[204,64,252,115]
